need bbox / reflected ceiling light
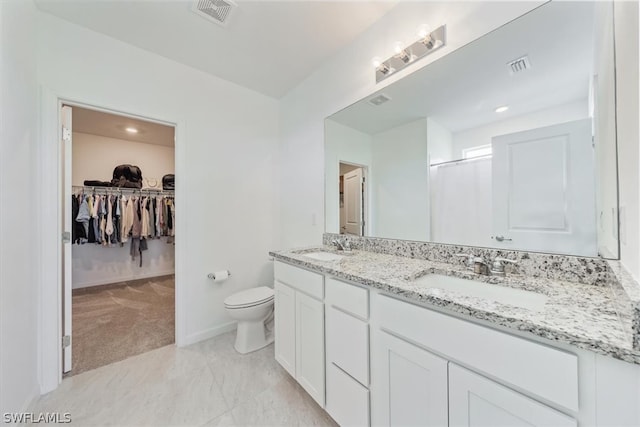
[417,24,430,39]
[372,56,393,75]
[373,25,446,83]
[125,127,138,133]
[495,106,509,113]
[394,41,414,64]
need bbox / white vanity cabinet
[325,277,371,426]
[449,364,576,427]
[373,293,579,427]
[273,261,325,407]
[273,258,640,426]
[372,330,448,426]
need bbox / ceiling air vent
[368,94,392,106]
[192,0,237,27]
[507,55,531,74]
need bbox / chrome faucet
[457,253,489,275]
[332,238,351,252]
[490,257,518,277]
[455,253,475,270]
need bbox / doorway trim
[38,87,186,394]
[338,161,369,236]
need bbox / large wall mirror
[325,1,620,259]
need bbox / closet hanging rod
[72,185,174,195]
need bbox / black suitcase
[162,174,175,191]
[111,164,143,188]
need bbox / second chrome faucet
[456,253,517,277]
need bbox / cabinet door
[372,331,448,427]
[274,281,296,377]
[296,291,325,407]
[449,364,577,427]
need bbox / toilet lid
[224,286,274,308]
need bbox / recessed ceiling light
[495,106,509,113]
[125,127,138,134]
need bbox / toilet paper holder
[207,270,231,280]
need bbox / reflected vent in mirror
[508,55,531,74]
[193,0,237,26]
[368,94,392,106]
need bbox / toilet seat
[224,286,274,309]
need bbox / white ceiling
[35,0,397,99]
[329,1,596,135]
[71,106,175,146]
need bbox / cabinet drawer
[274,261,323,300]
[326,277,369,319]
[327,305,369,386]
[326,362,370,427]
[378,294,579,412]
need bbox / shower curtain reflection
[430,157,492,248]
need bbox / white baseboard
[180,321,237,347]
[72,270,175,289]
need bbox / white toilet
[224,286,275,354]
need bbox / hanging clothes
[72,195,81,244]
[75,195,90,244]
[121,195,134,243]
[141,197,149,238]
[110,195,121,245]
[100,196,107,245]
[72,187,174,267]
[149,197,156,238]
[91,195,101,244]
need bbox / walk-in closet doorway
[62,104,177,376]
[38,93,186,393]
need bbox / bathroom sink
[412,274,547,311]
[301,251,346,262]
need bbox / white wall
[451,99,589,159]
[71,242,175,289]
[426,117,453,164]
[71,132,175,288]
[0,0,40,415]
[371,119,429,241]
[614,1,640,280]
[72,132,174,187]
[325,120,372,234]
[278,1,545,249]
[37,12,280,347]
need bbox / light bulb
[372,57,382,68]
[125,127,138,134]
[394,41,404,55]
[418,24,431,39]
[495,105,509,113]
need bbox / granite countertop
[270,246,640,365]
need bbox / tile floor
[29,332,337,426]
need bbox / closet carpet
[70,275,175,376]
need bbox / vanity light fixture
[125,127,138,133]
[495,105,509,113]
[374,24,446,83]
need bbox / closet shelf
[72,185,174,196]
